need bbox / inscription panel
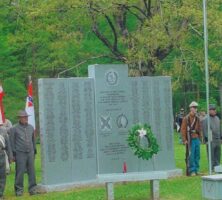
[69,78,97,181]
[89,64,139,174]
[130,78,154,171]
[39,78,97,185]
[151,77,175,170]
[39,79,72,185]
[129,77,175,171]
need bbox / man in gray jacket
[0,124,12,200]
[202,104,222,170]
[9,110,37,196]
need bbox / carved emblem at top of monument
[100,115,112,131]
[105,69,118,86]
[116,114,128,128]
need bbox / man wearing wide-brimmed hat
[181,101,201,176]
[9,110,37,196]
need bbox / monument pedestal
[202,174,222,200]
[98,171,168,200]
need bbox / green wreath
[127,124,159,160]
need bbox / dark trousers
[15,151,36,194]
[207,141,221,170]
[0,153,6,197]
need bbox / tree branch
[88,3,126,61]
[104,15,118,51]
[124,6,144,23]
[154,45,173,60]
[143,0,151,17]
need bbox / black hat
[209,104,216,110]
[17,110,30,117]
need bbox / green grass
[4,133,213,200]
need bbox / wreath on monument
[127,124,159,160]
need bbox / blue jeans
[189,138,200,173]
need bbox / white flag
[25,80,36,129]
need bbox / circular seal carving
[105,70,118,86]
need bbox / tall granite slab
[130,77,155,171]
[88,64,139,174]
[130,77,175,171]
[38,78,97,185]
[68,78,97,182]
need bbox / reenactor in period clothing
[181,101,201,176]
[175,108,185,144]
[9,110,37,196]
[3,118,12,133]
[0,123,12,199]
[202,104,222,171]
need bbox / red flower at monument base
[123,161,127,173]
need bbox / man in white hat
[181,101,201,176]
[9,110,37,196]
[202,104,222,171]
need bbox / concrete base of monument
[38,168,183,193]
[38,179,100,192]
[202,174,222,199]
[165,168,183,178]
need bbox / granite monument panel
[38,78,97,185]
[88,64,139,174]
[68,78,97,181]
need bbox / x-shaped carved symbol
[100,116,111,130]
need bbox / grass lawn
[4,133,214,200]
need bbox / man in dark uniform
[9,110,37,196]
[0,123,12,199]
[175,108,185,144]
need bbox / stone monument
[38,64,181,189]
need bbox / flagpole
[0,82,5,124]
[203,0,212,175]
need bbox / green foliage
[0,0,222,120]
[198,97,219,112]
[2,78,26,123]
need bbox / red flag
[0,84,5,124]
[25,80,36,129]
